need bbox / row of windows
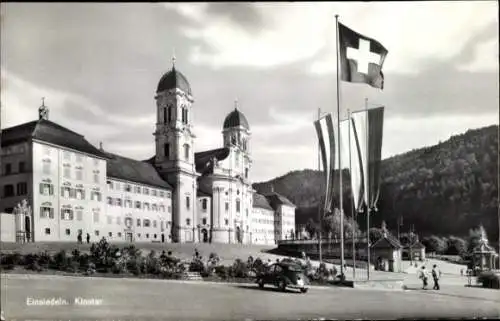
[39,183,103,201]
[2,161,26,175]
[2,182,28,198]
[43,228,165,241]
[107,181,170,198]
[106,197,169,212]
[252,218,275,225]
[44,146,99,167]
[253,229,274,234]
[163,143,190,161]
[41,161,101,183]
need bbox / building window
[3,184,14,198]
[146,233,150,239]
[40,207,54,219]
[116,198,122,207]
[118,232,122,237]
[4,163,12,175]
[144,188,149,195]
[61,208,74,220]
[186,218,191,226]
[16,182,28,196]
[45,228,51,235]
[107,180,113,190]
[64,151,71,161]
[91,191,102,201]
[39,183,54,195]
[152,204,158,211]
[245,168,249,179]
[93,172,100,184]
[184,144,190,161]
[202,218,207,225]
[154,234,157,239]
[42,162,51,175]
[152,189,157,196]
[75,168,83,180]
[95,230,100,237]
[164,144,170,158]
[75,188,85,200]
[19,161,25,173]
[236,200,241,212]
[202,199,207,211]
[93,212,99,223]
[76,210,83,221]
[107,197,113,205]
[225,202,229,212]
[125,184,132,192]
[225,219,229,226]
[144,202,150,211]
[167,206,171,213]
[163,107,168,124]
[144,219,151,227]
[63,167,71,179]
[66,229,71,236]
[125,199,132,208]
[135,201,141,209]
[107,216,113,224]
[160,191,165,197]
[116,217,121,225]
[186,196,190,210]
[137,219,141,227]
[61,187,71,198]
[134,186,141,193]
[108,232,113,237]
[153,220,157,228]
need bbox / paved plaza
[2,273,499,320]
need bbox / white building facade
[0,63,295,244]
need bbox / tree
[305,218,319,239]
[369,228,383,244]
[446,236,468,256]
[422,235,448,254]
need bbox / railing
[277,237,369,246]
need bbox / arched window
[236,199,241,212]
[163,107,168,124]
[202,199,207,211]
[184,144,190,160]
[164,143,170,158]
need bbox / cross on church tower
[234,98,239,110]
[172,48,176,68]
[346,38,381,75]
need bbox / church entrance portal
[125,233,133,242]
[202,229,208,243]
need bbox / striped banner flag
[350,106,385,212]
[314,113,336,214]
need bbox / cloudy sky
[1,2,498,182]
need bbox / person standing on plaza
[432,264,441,290]
[419,266,429,290]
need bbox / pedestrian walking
[432,264,441,290]
[419,266,429,290]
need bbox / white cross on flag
[338,22,388,90]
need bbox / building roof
[253,193,274,211]
[194,147,230,173]
[372,234,403,249]
[223,108,250,130]
[263,192,296,208]
[104,151,172,190]
[157,66,192,95]
[1,119,107,158]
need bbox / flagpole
[335,14,345,279]
[365,97,371,281]
[318,107,323,263]
[348,108,356,280]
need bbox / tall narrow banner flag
[333,119,350,207]
[338,22,388,90]
[348,117,364,213]
[314,114,336,214]
[350,106,385,211]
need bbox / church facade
[0,64,296,245]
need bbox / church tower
[154,56,198,243]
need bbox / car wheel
[279,280,287,292]
[258,279,264,288]
[300,288,308,293]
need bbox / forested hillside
[253,125,499,241]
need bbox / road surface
[2,274,499,320]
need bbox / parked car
[256,261,309,293]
